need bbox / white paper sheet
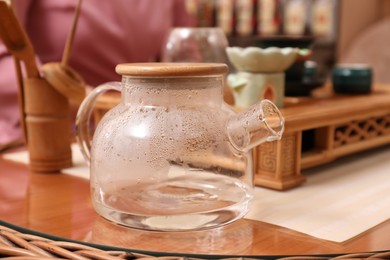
[246,146,390,242]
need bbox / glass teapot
[76,63,284,231]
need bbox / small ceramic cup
[332,64,373,94]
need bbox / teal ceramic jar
[332,64,373,94]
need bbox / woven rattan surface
[1,224,390,260]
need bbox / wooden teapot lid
[115,63,228,77]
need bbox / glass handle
[75,82,121,164]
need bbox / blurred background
[184,0,390,83]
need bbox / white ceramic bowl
[226,47,298,73]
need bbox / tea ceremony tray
[254,84,390,190]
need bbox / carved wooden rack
[253,84,390,190]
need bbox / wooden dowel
[61,0,83,67]
[13,57,27,143]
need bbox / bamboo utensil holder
[23,78,73,172]
[0,1,85,172]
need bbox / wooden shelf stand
[253,85,390,190]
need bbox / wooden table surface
[1,153,390,258]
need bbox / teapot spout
[227,99,284,153]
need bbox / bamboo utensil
[42,0,86,103]
[0,2,39,78]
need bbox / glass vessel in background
[162,27,229,64]
[76,63,284,231]
[162,27,235,104]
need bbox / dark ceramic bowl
[253,35,315,49]
[332,64,373,94]
[285,60,324,96]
